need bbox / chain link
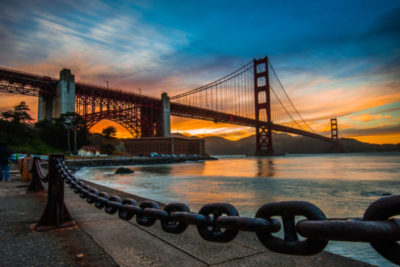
[118,199,137,220]
[161,203,190,234]
[54,159,400,265]
[363,194,400,264]
[255,201,328,255]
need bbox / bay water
[75,152,400,266]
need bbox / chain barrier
[27,157,46,192]
[35,155,74,231]
[52,158,399,265]
[34,158,48,182]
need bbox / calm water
[75,153,400,266]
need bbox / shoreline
[74,179,373,266]
[0,167,376,266]
[62,155,217,172]
[70,154,399,266]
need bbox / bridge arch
[82,110,157,138]
[87,118,139,138]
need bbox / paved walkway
[0,171,373,266]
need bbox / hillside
[173,133,400,155]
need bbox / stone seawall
[65,156,217,171]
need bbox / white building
[77,146,100,157]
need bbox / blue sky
[0,0,399,142]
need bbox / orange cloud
[2,46,400,145]
[171,116,254,140]
[351,114,382,122]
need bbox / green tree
[1,101,33,123]
[35,113,89,152]
[0,102,35,147]
[102,126,117,138]
[35,119,67,150]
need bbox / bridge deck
[0,67,333,143]
[170,102,334,143]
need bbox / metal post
[35,154,75,231]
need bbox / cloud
[171,116,254,140]
[341,124,400,137]
[282,77,400,121]
[351,114,382,122]
[2,2,190,96]
[1,1,399,144]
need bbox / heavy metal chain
[33,158,48,182]
[52,159,400,265]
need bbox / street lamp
[64,115,78,155]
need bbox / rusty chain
[52,159,400,265]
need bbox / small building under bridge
[122,137,205,156]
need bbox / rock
[115,167,134,174]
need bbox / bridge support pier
[254,57,274,156]
[38,96,53,121]
[37,69,75,121]
[161,92,171,137]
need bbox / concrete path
[0,173,373,266]
[0,174,116,266]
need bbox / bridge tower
[254,57,273,156]
[331,118,343,152]
[38,69,75,120]
[331,118,338,141]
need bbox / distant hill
[173,133,400,155]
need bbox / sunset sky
[0,0,399,144]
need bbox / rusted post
[27,157,45,192]
[35,154,75,231]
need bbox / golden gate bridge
[0,57,339,155]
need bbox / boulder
[115,167,134,174]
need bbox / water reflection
[76,153,400,267]
[136,165,173,175]
[256,158,275,177]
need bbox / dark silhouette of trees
[1,101,33,123]
[35,113,89,152]
[0,101,93,154]
[102,126,117,138]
